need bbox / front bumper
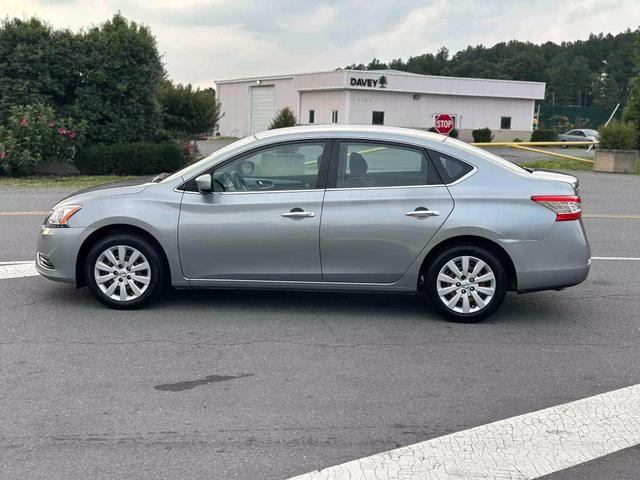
[36,226,93,284]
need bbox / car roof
[253,125,448,145]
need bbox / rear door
[319,141,455,283]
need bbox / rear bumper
[35,226,92,284]
[505,220,591,293]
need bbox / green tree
[592,73,621,109]
[622,39,640,145]
[344,29,640,111]
[268,107,297,129]
[71,14,165,144]
[0,18,81,120]
[159,82,221,139]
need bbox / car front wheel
[426,245,507,323]
[85,233,165,309]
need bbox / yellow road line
[471,141,597,147]
[510,144,594,163]
[583,213,640,220]
[0,211,48,216]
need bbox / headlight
[45,205,81,228]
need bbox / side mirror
[195,174,212,194]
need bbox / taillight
[531,195,581,221]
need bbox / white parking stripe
[0,261,39,280]
[289,384,640,480]
[591,256,640,261]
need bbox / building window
[372,111,385,125]
[331,110,338,124]
[308,110,315,124]
[501,116,512,130]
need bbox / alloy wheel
[93,245,151,302]
[436,255,496,314]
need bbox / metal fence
[538,105,622,132]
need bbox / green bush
[530,129,558,142]
[0,103,85,176]
[472,128,493,143]
[598,120,637,150]
[269,107,297,129]
[75,142,187,175]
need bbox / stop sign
[434,114,455,135]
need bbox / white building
[216,69,545,142]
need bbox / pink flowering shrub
[0,103,86,176]
[182,140,199,163]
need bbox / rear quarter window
[428,150,474,184]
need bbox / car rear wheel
[85,234,166,309]
[426,245,507,323]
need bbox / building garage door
[250,86,275,134]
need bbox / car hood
[53,176,155,208]
[529,169,579,191]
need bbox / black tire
[425,245,507,323]
[85,233,166,309]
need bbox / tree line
[346,29,639,110]
[0,14,221,175]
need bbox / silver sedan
[36,126,590,322]
[558,129,599,145]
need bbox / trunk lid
[529,169,579,192]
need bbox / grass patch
[209,136,239,141]
[0,175,145,188]
[521,159,594,171]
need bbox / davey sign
[349,75,387,88]
[434,114,455,135]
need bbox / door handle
[256,179,274,189]
[405,208,439,218]
[281,208,315,219]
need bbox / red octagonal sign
[434,114,455,135]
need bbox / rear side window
[428,150,474,184]
[336,142,441,188]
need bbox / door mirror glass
[195,174,212,193]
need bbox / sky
[1,0,638,88]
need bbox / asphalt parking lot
[1,169,639,479]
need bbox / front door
[179,141,328,281]
[320,141,454,283]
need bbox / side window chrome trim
[181,188,325,196]
[326,184,445,192]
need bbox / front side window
[336,142,440,189]
[500,116,512,130]
[372,111,384,125]
[213,142,325,192]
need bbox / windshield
[442,136,530,175]
[160,136,257,183]
[583,129,599,136]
